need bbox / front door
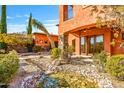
[81,35,104,55]
[89,35,104,54]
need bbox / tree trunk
[45,31,55,48]
[58,34,68,63]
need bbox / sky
[0,5,59,34]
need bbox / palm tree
[0,5,7,51]
[31,19,55,48]
[26,13,33,52]
[27,13,32,34]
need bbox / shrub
[0,50,19,84]
[51,48,61,59]
[95,42,104,53]
[92,51,108,72]
[50,72,98,88]
[105,55,124,81]
[67,45,75,58]
[33,46,43,53]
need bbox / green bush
[33,46,43,53]
[51,48,61,59]
[105,55,124,81]
[50,72,98,88]
[67,45,75,58]
[92,51,108,72]
[0,50,19,83]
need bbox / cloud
[44,23,58,34]
[7,18,59,34]
[7,16,14,19]
[45,19,58,22]
[16,15,23,18]
[15,14,29,18]
[44,23,57,27]
[46,26,58,34]
[7,24,27,33]
[7,23,58,34]
[24,14,29,18]
[42,19,58,34]
[33,25,58,35]
[25,19,29,23]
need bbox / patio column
[75,36,81,55]
[85,36,90,55]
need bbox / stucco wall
[67,28,112,55]
[59,5,124,55]
[59,5,100,34]
[34,33,58,47]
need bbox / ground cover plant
[106,55,124,81]
[50,72,98,88]
[36,72,98,88]
[0,50,19,86]
[92,51,108,72]
[51,48,61,59]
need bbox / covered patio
[65,25,112,56]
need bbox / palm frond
[31,19,55,48]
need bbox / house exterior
[58,5,124,55]
[33,32,58,48]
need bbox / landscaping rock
[11,56,113,88]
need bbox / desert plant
[50,72,98,88]
[51,48,61,59]
[67,45,75,59]
[33,46,43,53]
[105,55,124,81]
[92,51,108,72]
[0,50,19,84]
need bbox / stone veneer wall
[7,44,28,53]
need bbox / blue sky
[0,5,59,34]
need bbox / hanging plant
[113,32,119,38]
[110,39,115,47]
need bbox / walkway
[9,54,123,88]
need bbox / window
[122,33,124,40]
[68,5,73,19]
[63,5,74,21]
